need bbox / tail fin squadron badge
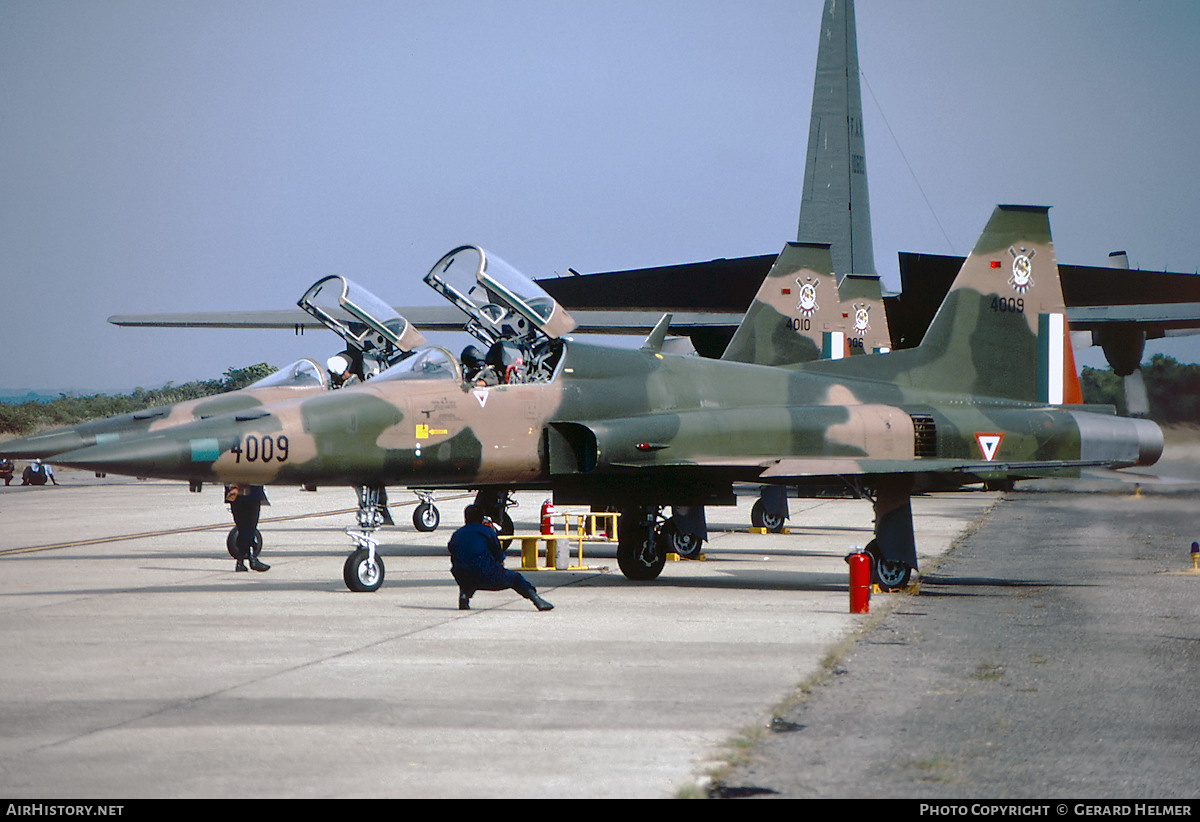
[796,277,819,318]
[1009,246,1035,294]
[852,303,871,336]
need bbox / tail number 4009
[990,296,1024,313]
[230,434,289,463]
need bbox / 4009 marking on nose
[230,434,290,463]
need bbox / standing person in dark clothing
[226,484,270,573]
[448,504,553,611]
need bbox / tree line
[1080,354,1200,422]
[0,363,276,436]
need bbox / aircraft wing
[109,307,472,332]
[606,455,1120,481]
[892,252,1200,345]
[756,457,1119,480]
[108,308,743,335]
[1065,303,1200,333]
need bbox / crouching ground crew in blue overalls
[448,504,553,611]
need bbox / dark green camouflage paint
[53,207,1161,512]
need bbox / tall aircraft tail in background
[797,0,876,282]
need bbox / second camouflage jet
[55,205,1163,592]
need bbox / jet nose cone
[54,433,213,480]
[0,430,88,459]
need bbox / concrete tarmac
[718,451,1200,799]
[0,469,995,799]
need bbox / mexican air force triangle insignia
[975,432,1004,461]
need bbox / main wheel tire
[750,498,786,533]
[617,518,665,581]
[413,502,440,532]
[865,539,912,591]
[343,549,385,592]
[226,527,262,558]
[660,519,702,559]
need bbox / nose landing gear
[344,485,387,592]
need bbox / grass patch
[910,756,958,783]
[971,662,1005,681]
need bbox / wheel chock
[871,581,920,594]
[749,527,790,535]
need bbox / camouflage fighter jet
[0,274,442,549]
[0,273,424,465]
[0,357,328,465]
[54,206,1163,592]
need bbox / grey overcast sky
[2,0,1198,392]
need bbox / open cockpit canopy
[298,275,427,367]
[422,246,576,346]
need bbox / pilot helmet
[461,345,485,370]
[327,354,350,375]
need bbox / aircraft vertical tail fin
[722,243,893,367]
[918,204,1082,403]
[721,243,834,366]
[806,205,1082,404]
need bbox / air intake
[910,414,937,458]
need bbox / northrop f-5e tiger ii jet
[55,205,1163,592]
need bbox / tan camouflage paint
[721,241,891,366]
[0,363,327,460]
[55,208,1159,503]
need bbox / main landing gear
[866,476,919,591]
[750,498,786,533]
[864,538,912,590]
[750,486,789,533]
[343,485,387,592]
[473,488,515,536]
[616,507,706,581]
[617,508,665,581]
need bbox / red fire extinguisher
[540,499,555,535]
[847,549,870,614]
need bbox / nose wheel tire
[344,549,385,592]
[413,502,440,532]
